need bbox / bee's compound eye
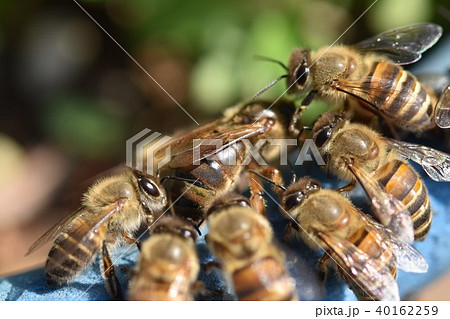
[314,127,332,148]
[139,178,160,197]
[294,64,309,87]
[284,193,304,211]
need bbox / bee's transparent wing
[345,159,414,244]
[386,139,450,181]
[354,23,443,65]
[435,85,450,129]
[318,232,400,301]
[25,207,86,256]
[361,214,428,273]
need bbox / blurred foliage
[42,95,126,159]
[0,0,448,164]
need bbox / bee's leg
[122,232,141,251]
[318,253,331,283]
[259,166,285,197]
[283,221,298,243]
[248,164,284,215]
[101,242,123,300]
[248,167,267,216]
[289,91,316,136]
[167,196,176,216]
[336,179,356,193]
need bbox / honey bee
[128,216,200,301]
[154,100,295,225]
[205,193,297,301]
[277,177,428,301]
[255,23,449,134]
[25,168,167,300]
[310,112,450,243]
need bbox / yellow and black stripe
[341,226,396,301]
[232,256,296,301]
[362,61,435,130]
[375,159,432,241]
[45,216,102,284]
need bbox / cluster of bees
[26,23,450,301]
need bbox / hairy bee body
[313,114,432,241]
[46,215,107,285]
[281,179,398,301]
[339,224,398,300]
[375,160,432,241]
[282,24,445,133]
[129,235,199,301]
[291,47,436,131]
[129,216,200,301]
[207,195,297,301]
[27,168,167,299]
[346,59,435,131]
[231,254,296,301]
[160,100,295,225]
[45,173,147,284]
[169,142,247,224]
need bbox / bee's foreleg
[336,179,356,193]
[248,164,284,216]
[101,242,123,300]
[289,90,316,135]
[248,169,267,216]
[283,221,298,243]
[318,252,331,283]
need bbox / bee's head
[287,48,312,94]
[312,112,346,148]
[132,169,167,213]
[151,216,198,241]
[281,177,321,211]
[206,193,251,217]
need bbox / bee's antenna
[252,75,288,100]
[160,176,210,190]
[253,55,289,71]
[248,170,286,191]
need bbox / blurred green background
[0,0,448,281]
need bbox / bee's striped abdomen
[375,160,432,241]
[46,216,102,284]
[363,61,435,130]
[232,256,297,301]
[339,227,396,301]
[130,283,192,301]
